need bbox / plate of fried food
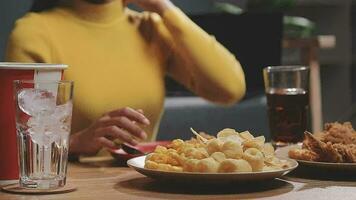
[127,128,298,183]
[276,122,356,170]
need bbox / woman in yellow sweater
[6,0,246,156]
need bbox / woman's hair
[31,0,60,12]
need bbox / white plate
[127,155,298,183]
[275,145,356,170]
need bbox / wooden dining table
[1,158,356,200]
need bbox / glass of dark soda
[263,66,309,147]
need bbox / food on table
[242,148,264,171]
[218,159,252,173]
[289,122,356,163]
[144,128,290,173]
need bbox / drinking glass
[263,66,309,147]
[13,80,74,189]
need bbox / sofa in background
[157,95,270,141]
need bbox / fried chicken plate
[289,122,356,163]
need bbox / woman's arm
[128,0,246,105]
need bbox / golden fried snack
[211,152,226,163]
[243,148,264,172]
[170,139,185,150]
[154,146,168,154]
[156,163,172,171]
[218,159,252,173]
[206,138,222,155]
[262,143,275,156]
[217,129,244,145]
[146,153,169,164]
[183,147,209,160]
[243,136,265,150]
[176,143,195,155]
[183,159,199,172]
[145,160,159,170]
[217,128,237,138]
[239,131,254,141]
[146,161,183,172]
[166,151,184,166]
[167,165,184,172]
[196,158,219,173]
[145,128,291,172]
[221,140,243,159]
[264,155,290,169]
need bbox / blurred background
[0,0,355,140]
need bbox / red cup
[0,63,67,183]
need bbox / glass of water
[13,80,73,189]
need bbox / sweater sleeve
[5,13,53,63]
[157,7,246,105]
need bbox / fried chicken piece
[303,132,343,162]
[323,142,343,162]
[332,143,356,163]
[321,122,356,145]
[288,148,319,161]
[289,122,356,163]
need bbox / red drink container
[0,63,67,183]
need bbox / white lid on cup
[0,62,68,70]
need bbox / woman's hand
[70,107,150,155]
[124,0,174,15]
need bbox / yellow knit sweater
[6,0,246,141]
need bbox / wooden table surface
[1,159,356,200]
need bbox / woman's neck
[60,0,125,23]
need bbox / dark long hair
[31,0,60,12]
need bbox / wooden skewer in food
[190,128,208,143]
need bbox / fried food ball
[146,153,169,164]
[168,165,184,172]
[183,159,199,172]
[211,152,226,163]
[196,157,219,173]
[218,159,252,173]
[170,139,185,150]
[145,160,159,170]
[265,156,290,169]
[206,138,222,155]
[176,143,194,154]
[243,137,265,150]
[157,163,173,171]
[243,148,264,172]
[239,131,254,141]
[217,128,237,138]
[221,140,243,159]
[154,146,168,154]
[262,143,275,156]
[184,147,209,160]
[222,135,243,145]
[166,151,183,166]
